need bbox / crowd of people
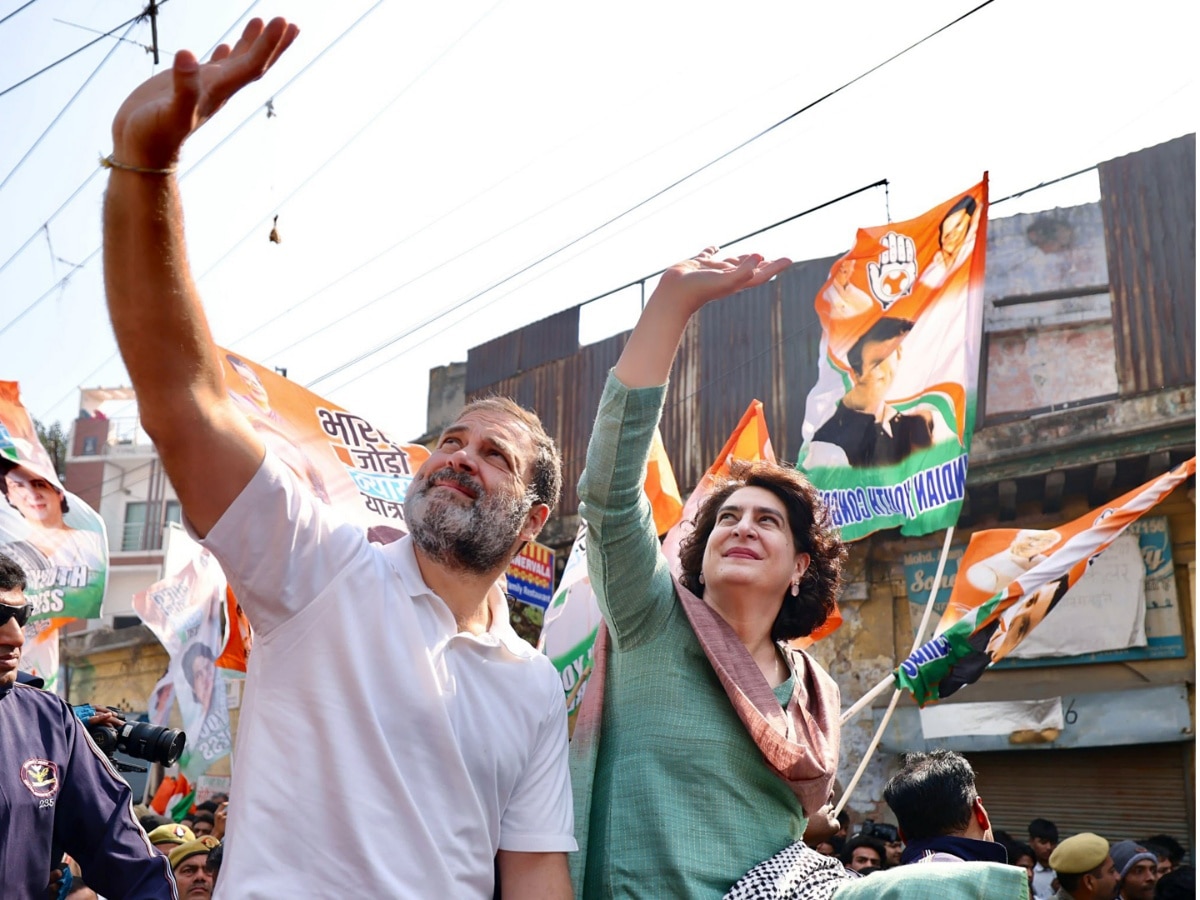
[0,13,1194,900]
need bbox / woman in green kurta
[570,248,849,898]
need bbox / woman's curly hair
[677,460,846,641]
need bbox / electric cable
[0,18,141,194]
[193,0,504,286]
[318,179,887,394]
[991,164,1098,206]
[0,0,385,340]
[0,0,260,284]
[303,0,999,386]
[0,5,152,100]
[0,0,41,29]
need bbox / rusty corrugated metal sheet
[467,331,624,520]
[1099,133,1196,395]
[520,307,581,373]
[466,330,519,395]
[775,256,838,462]
[465,306,580,395]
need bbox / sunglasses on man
[0,603,33,628]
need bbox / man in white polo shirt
[101,17,573,898]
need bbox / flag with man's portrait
[895,457,1195,705]
[0,380,108,621]
[797,180,988,542]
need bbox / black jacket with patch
[0,681,177,899]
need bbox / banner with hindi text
[211,351,433,671]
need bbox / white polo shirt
[202,454,574,899]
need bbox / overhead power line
[303,0,998,387]
[0,17,142,195]
[0,5,155,100]
[0,0,385,340]
[0,0,41,29]
[0,0,260,285]
[25,0,997,413]
[311,178,888,391]
[193,0,505,286]
[991,164,1098,205]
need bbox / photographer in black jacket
[0,553,177,898]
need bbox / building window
[122,502,148,552]
[121,500,182,551]
[82,436,99,455]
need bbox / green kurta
[571,374,807,899]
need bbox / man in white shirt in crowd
[102,17,573,898]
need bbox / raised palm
[657,246,792,316]
[110,17,299,169]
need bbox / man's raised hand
[110,17,299,170]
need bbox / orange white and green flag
[798,179,988,541]
[896,458,1195,706]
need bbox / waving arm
[103,18,299,537]
[613,246,791,389]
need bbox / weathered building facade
[447,134,1196,850]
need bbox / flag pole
[833,688,902,818]
[833,525,955,817]
[840,526,954,725]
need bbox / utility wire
[0,0,260,284]
[0,6,151,100]
[0,0,385,340]
[25,0,999,411]
[193,0,504,285]
[315,179,887,392]
[304,0,998,387]
[232,72,767,356]
[991,164,1098,205]
[53,17,153,52]
[0,17,141,194]
[0,0,40,28]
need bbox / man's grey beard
[404,468,535,574]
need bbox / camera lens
[117,721,186,767]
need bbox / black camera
[857,819,900,843]
[84,708,186,772]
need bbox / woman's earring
[790,580,800,597]
[698,573,705,586]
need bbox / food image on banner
[505,540,556,645]
[895,458,1195,705]
[798,180,988,541]
[0,381,108,620]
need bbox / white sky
[0,0,1195,441]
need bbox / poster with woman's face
[1,381,108,621]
